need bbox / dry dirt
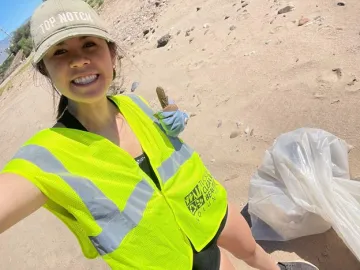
[1,0,360,269]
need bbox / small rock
[233,3,236,6]
[157,34,171,48]
[332,68,342,78]
[176,30,181,35]
[225,16,230,20]
[217,120,222,128]
[131,81,139,92]
[203,23,210,29]
[242,3,248,7]
[314,93,325,99]
[204,29,209,35]
[348,78,357,86]
[230,25,236,31]
[337,2,345,6]
[189,37,194,44]
[167,45,173,50]
[155,1,160,7]
[265,40,271,44]
[211,159,216,163]
[197,7,201,11]
[190,26,195,31]
[224,174,240,182]
[230,131,241,139]
[185,30,191,37]
[241,0,245,3]
[143,29,150,36]
[190,112,197,117]
[331,99,340,104]
[236,121,243,128]
[245,127,250,134]
[152,29,156,33]
[278,6,294,14]
[298,17,310,26]
[237,8,242,12]
[244,51,256,56]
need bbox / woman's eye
[84,42,96,48]
[54,49,66,56]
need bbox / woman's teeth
[73,75,98,85]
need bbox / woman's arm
[0,173,47,233]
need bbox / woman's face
[43,36,115,104]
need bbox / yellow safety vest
[2,94,228,269]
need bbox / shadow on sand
[241,204,360,270]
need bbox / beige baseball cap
[31,0,115,64]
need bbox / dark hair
[35,41,123,120]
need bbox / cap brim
[33,27,115,64]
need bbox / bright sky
[0,0,42,40]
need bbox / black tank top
[57,108,161,190]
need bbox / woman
[0,0,319,269]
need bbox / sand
[0,0,360,269]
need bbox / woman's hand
[155,107,189,137]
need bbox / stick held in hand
[156,86,178,111]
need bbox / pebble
[245,127,254,136]
[337,2,345,6]
[348,78,357,86]
[230,131,241,139]
[242,3,248,8]
[230,25,237,31]
[203,23,210,29]
[176,30,181,35]
[143,29,150,36]
[189,37,194,43]
[224,174,240,182]
[244,51,256,56]
[298,17,310,26]
[225,16,230,20]
[131,81,139,92]
[185,30,191,37]
[197,7,201,11]
[211,159,216,163]
[332,68,342,78]
[278,6,294,14]
[157,34,171,48]
[217,120,222,128]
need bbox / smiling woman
[35,36,119,119]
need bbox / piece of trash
[248,128,360,262]
[131,82,139,92]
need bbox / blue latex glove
[154,109,189,137]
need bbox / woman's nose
[69,53,90,68]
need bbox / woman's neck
[68,97,118,132]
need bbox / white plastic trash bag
[248,128,360,261]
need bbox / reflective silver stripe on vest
[126,94,194,183]
[13,144,154,256]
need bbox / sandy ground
[1,0,360,269]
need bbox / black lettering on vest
[184,171,217,216]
